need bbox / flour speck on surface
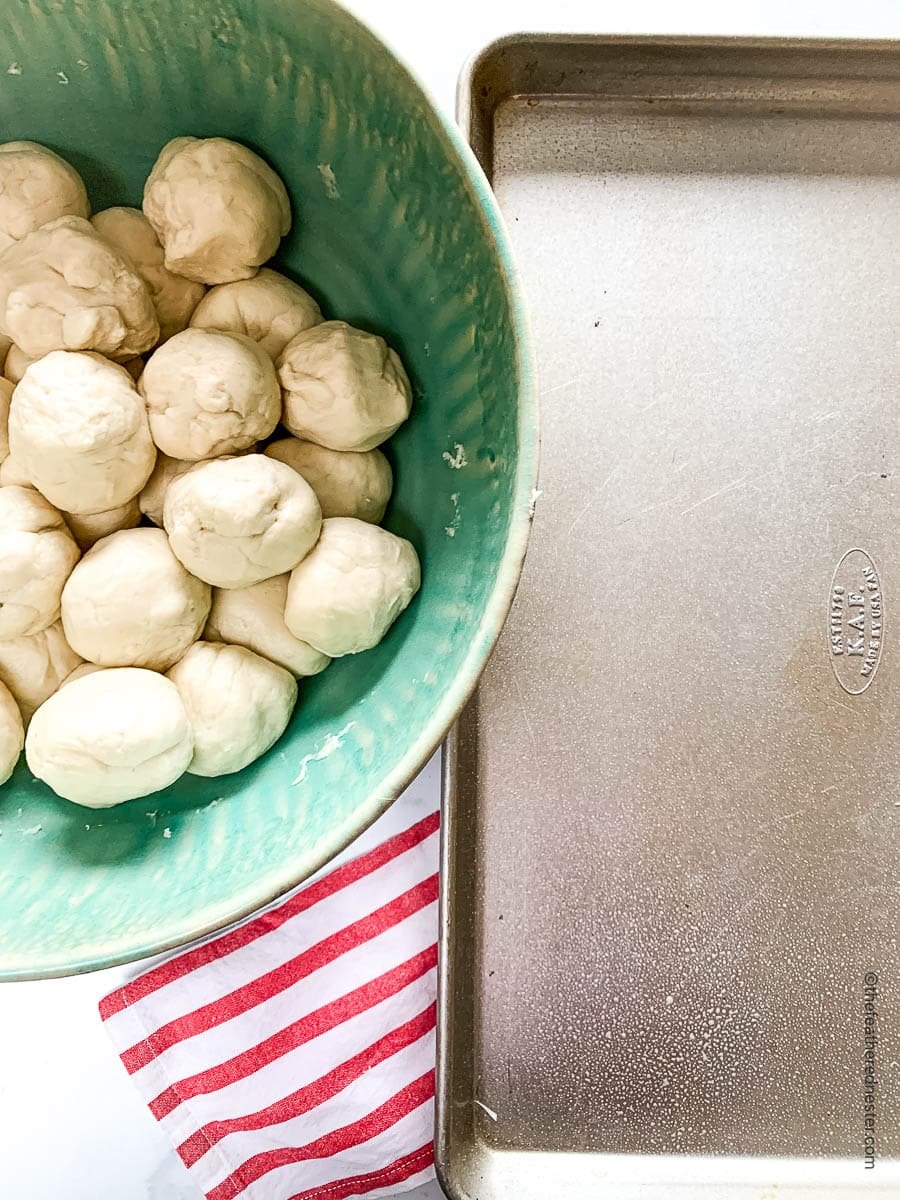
[317,163,340,200]
[445,491,461,538]
[293,721,356,785]
[442,443,468,470]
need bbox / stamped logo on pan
[829,549,884,695]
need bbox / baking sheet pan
[437,35,900,1199]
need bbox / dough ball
[143,137,291,284]
[3,344,35,384]
[278,321,412,452]
[92,207,206,342]
[0,216,159,359]
[138,446,257,526]
[0,455,30,487]
[138,453,195,526]
[285,518,419,656]
[167,641,296,777]
[0,376,13,462]
[60,662,102,687]
[63,495,141,550]
[0,485,80,638]
[61,526,210,671]
[0,142,89,251]
[189,268,321,360]
[0,620,82,723]
[206,575,330,677]
[139,328,279,460]
[265,436,392,524]
[25,667,193,807]
[9,351,156,514]
[164,454,321,588]
[121,356,144,381]
[0,678,23,784]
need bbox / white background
[2,3,898,1198]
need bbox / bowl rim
[10,0,539,981]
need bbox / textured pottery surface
[0,0,536,978]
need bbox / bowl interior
[0,0,534,978]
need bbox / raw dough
[139,328,280,460]
[0,485,80,638]
[7,350,141,386]
[278,321,412,452]
[206,575,330,677]
[265,436,392,523]
[121,356,144,381]
[167,641,297,777]
[61,526,210,670]
[164,454,321,588]
[0,620,82,723]
[0,216,159,359]
[143,137,291,284]
[0,678,23,784]
[92,207,206,341]
[285,518,420,656]
[137,453,195,526]
[63,495,141,550]
[138,447,257,526]
[0,455,30,487]
[0,376,12,462]
[3,344,35,384]
[25,667,193,806]
[60,662,102,686]
[9,351,156,514]
[189,268,321,359]
[0,142,89,252]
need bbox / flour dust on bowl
[0,0,536,979]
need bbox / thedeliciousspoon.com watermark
[863,971,878,1170]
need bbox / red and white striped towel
[99,757,440,1200]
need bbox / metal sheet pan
[437,35,900,1199]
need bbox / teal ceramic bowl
[0,0,536,979]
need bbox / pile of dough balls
[0,137,420,809]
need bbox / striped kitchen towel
[99,755,440,1200]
